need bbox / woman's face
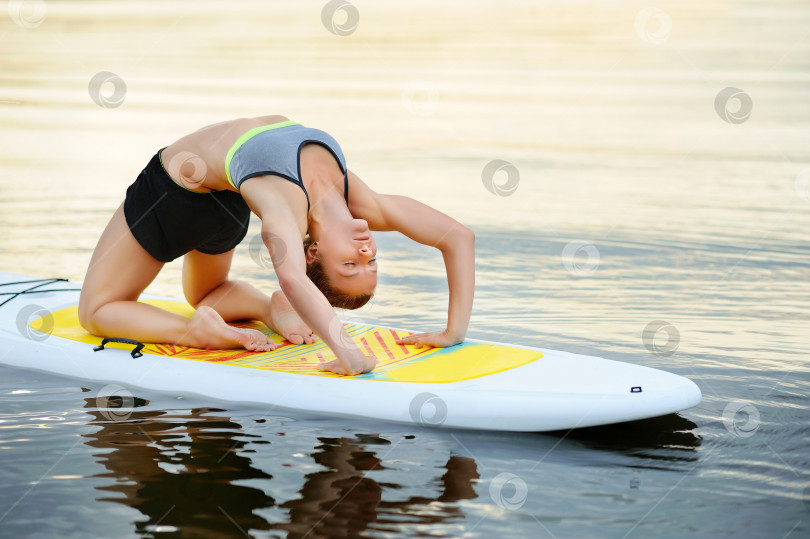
[312,218,378,296]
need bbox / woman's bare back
[160,115,290,192]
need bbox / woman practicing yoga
[78,115,475,375]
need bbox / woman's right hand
[317,353,377,376]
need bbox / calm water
[1,0,809,537]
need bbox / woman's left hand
[396,330,463,349]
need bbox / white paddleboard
[0,271,701,431]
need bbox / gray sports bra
[225,120,348,212]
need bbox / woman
[78,115,475,375]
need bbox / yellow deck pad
[37,300,541,383]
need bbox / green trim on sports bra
[224,120,299,188]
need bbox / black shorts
[123,149,251,263]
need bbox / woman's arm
[241,178,376,375]
[275,261,377,374]
[348,171,475,348]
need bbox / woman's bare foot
[189,306,277,352]
[268,290,317,345]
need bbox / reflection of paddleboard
[0,272,701,432]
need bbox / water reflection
[559,414,702,462]
[276,436,479,538]
[81,397,480,538]
[81,398,275,537]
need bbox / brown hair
[303,236,374,310]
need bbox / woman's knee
[77,288,110,335]
[77,297,100,335]
[182,249,234,306]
